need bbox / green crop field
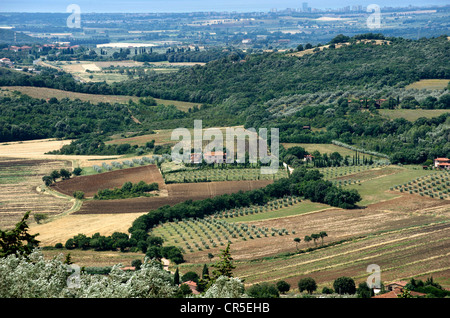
[0,86,201,112]
[153,217,291,253]
[392,170,450,200]
[0,166,33,184]
[405,79,449,90]
[343,165,434,205]
[282,143,358,158]
[216,200,330,223]
[163,167,289,183]
[318,164,386,181]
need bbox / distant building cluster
[3,43,79,53]
[271,2,368,13]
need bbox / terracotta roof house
[386,281,408,291]
[190,153,202,163]
[372,287,426,298]
[372,281,426,298]
[434,158,450,170]
[203,151,226,163]
[0,58,12,65]
[182,280,200,295]
[191,151,227,164]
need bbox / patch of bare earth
[50,165,167,198]
[0,158,73,229]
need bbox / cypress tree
[173,267,180,285]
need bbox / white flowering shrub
[0,249,177,298]
[0,249,70,298]
[0,249,248,298]
[72,260,178,298]
[202,276,246,298]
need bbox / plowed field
[49,163,273,214]
[74,180,273,214]
[0,157,73,228]
[50,165,166,198]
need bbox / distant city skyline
[0,0,448,13]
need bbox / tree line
[0,93,138,142]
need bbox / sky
[0,0,448,13]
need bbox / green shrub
[73,191,85,200]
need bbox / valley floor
[0,139,448,291]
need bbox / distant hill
[110,35,450,107]
[0,29,45,44]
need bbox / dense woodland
[0,93,139,142]
[109,35,450,104]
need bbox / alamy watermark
[67,4,81,29]
[66,264,81,289]
[366,264,381,289]
[367,4,381,29]
[171,120,279,174]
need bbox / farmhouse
[190,151,227,164]
[372,281,427,298]
[190,153,202,163]
[0,58,13,66]
[203,151,227,163]
[386,281,408,290]
[182,281,200,295]
[304,154,314,161]
[372,288,426,298]
[434,158,450,170]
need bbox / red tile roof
[372,288,426,298]
[387,281,408,288]
[181,280,200,294]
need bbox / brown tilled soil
[50,165,167,198]
[74,180,273,214]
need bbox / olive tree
[0,250,179,298]
[333,276,356,295]
[202,276,245,298]
[298,277,317,294]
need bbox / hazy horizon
[0,0,448,13]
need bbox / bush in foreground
[0,249,246,298]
